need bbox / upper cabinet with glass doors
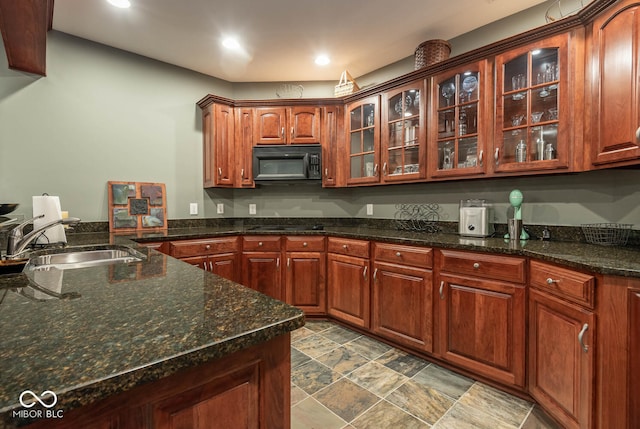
[431,60,490,178]
[345,96,380,185]
[380,81,426,182]
[494,33,579,173]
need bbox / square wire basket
[581,223,632,246]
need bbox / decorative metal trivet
[394,203,441,232]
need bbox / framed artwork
[108,181,168,232]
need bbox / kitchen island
[0,234,304,429]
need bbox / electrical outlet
[366,204,373,216]
[249,203,257,215]
[216,203,224,214]
[189,203,198,215]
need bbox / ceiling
[52,0,549,83]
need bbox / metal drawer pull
[439,281,444,300]
[578,323,589,353]
[343,244,348,249]
[205,244,211,250]
[373,268,378,281]
[258,242,263,246]
[473,262,480,269]
[546,278,558,285]
[303,242,308,247]
[396,252,401,257]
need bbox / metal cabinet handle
[546,278,558,285]
[473,262,480,269]
[218,167,223,177]
[439,281,444,300]
[479,150,484,166]
[209,261,213,271]
[494,148,500,165]
[287,257,290,268]
[202,261,207,271]
[303,242,308,247]
[578,323,589,353]
[276,257,280,268]
[291,126,294,138]
[363,266,368,278]
[205,244,211,250]
[240,168,245,179]
[343,244,348,250]
[258,242,263,246]
[281,127,285,138]
[396,252,401,257]
[373,268,378,281]
[325,168,329,177]
[382,162,388,176]
[636,126,640,143]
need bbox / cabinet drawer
[438,249,526,284]
[328,237,370,258]
[242,235,282,252]
[373,242,432,269]
[169,237,239,258]
[530,260,595,308]
[285,236,325,251]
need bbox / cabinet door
[289,106,321,144]
[322,105,343,187]
[202,104,215,188]
[431,60,491,178]
[437,274,525,387]
[327,253,370,328]
[529,289,594,429]
[587,0,640,167]
[285,251,326,315]
[209,253,241,283]
[242,252,283,300]
[381,81,426,182]
[212,104,235,187]
[181,255,209,270]
[372,261,432,353]
[235,107,255,187]
[494,32,577,173]
[630,289,640,429]
[345,96,380,185]
[254,107,287,144]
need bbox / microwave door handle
[303,154,310,178]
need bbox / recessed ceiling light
[107,0,131,8]
[315,55,330,66]
[222,37,242,50]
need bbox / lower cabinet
[167,237,241,283]
[371,242,433,353]
[327,237,370,328]
[435,249,526,388]
[284,236,326,315]
[241,236,283,301]
[629,289,640,429]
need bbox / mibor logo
[19,390,58,408]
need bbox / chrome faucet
[6,214,81,258]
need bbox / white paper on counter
[32,195,66,245]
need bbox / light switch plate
[189,203,198,215]
[249,204,257,215]
[366,204,373,216]
[216,203,224,214]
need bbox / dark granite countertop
[0,234,304,428]
[1,223,638,427]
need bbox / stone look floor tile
[412,364,474,399]
[386,379,455,425]
[293,333,341,358]
[292,326,316,342]
[315,345,370,375]
[343,335,392,360]
[347,361,408,397]
[434,402,519,429]
[305,321,336,332]
[291,347,312,368]
[322,325,363,344]
[457,383,533,427]
[350,400,430,429]
[521,405,564,429]
[313,378,380,422]
[291,384,308,406]
[376,348,429,377]
[291,397,346,429]
[292,360,342,395]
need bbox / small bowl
[531,112,544,123]
[0,204,18,216]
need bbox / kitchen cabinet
[430,60,491,178]
[253,106,321,145]
[435,249,526,387]
[235,107,255,187]
[203,103,235,188]
[284,236,326,315]
[345,96,380,185]
[586,0,640,168]
[371,242,433,353]
[494,31,581,174]
[168,237,241,283]
[629,288,640,429]
[380,81,427,182]
[241,236,283,301]
[321,105,343,187]
[327,237,370,328]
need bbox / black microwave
[252,145,322,182]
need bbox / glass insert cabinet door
[494,34,571,172]
[346,96,380,184]
[432,61,488,177]
[381,81,426,181]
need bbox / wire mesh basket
[581,223,632,246]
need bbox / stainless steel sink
[26,245,145,271]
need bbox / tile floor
[291,321,562,429]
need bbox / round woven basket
[414,39,452,70]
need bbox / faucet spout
[6,215,81,258]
